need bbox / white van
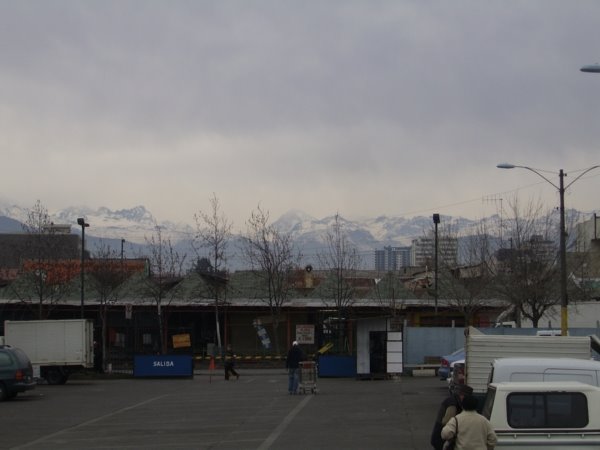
[482,381,600,448]
[489,357,600,386]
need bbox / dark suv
[0,345,36,401]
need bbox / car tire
[0,382,7,402]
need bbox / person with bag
[430,384,473,450]
[441,394,497,450]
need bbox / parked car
[0,345,36,401]
[447,359,465,393]
[438,347,465,380]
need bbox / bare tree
[10,200,79,319]
[193,194,232,352]
[437,221,497,326]
[240,205,301,355]
[317,213,362,354]
[141,226,186,354]
[373,271,409,322]
[88,242,129,372]
[492,197,564,327]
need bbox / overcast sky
[2,1,600,230]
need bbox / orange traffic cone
[209,356,215,383]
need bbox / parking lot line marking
[257,395,312,450]
[14,395,169,449]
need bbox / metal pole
[80,223,85,319]
[558,170,568,336]
[433,213,440,317]
[435,222,438,315]
[121,238,125,271]
[77,218,89,319]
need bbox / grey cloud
[1,1,600,225]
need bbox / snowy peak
[273,209,317,233]
[0,202,485,250]
[55,205,156,226]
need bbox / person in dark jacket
[430,384,473,450]
[285,341,304,394]
[224,344,239,380]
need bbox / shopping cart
[298,360,318,394]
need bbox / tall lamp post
[120,238,125,271]
[77,218,89,319]
[433,213,440,317]
[496,163,599,336]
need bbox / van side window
[507,393,588,428]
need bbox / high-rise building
[575,214,600,253]
[410,235,458,267]
[374,246,411,271]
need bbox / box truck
[3,319,94,385]
[465,327,593,398]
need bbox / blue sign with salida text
[134,354,193,378]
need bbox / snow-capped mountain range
[0,202,193,242]
[0,201,481,245]
[0,200,492,269]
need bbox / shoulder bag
[442,416,458,450]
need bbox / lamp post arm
[518,166,560,190]
[564,165,600,191]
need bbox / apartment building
[374,246,411,271]
[410,235,458,267]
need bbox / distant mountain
[0,200,500,269]
[0,216,23,233]
[0,201,194,243]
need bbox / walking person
[441,394,497,449]
[430,384,473,450]
[286,340,304,394]
[224,344,239,380]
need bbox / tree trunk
[156,303,164,354]
[272,319,280,355]
[101,305,108,372]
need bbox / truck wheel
[44,367,65,385]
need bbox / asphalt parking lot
[0,370,447,450]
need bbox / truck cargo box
[465,327,592,395]
[4,319,94,384]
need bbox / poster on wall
[253,318,271,349]
[296,324,315,344]
[172,333,191,349]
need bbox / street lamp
[77,218,89,318]
[433,213,440,317]
[581,64,600,73]
[496,163,600,336]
